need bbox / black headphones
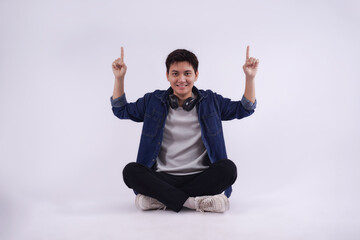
[168,93,197,111]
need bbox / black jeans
[122,159,237,212]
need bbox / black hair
[165,49,199,73]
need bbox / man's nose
[179,75,186,82]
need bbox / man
[111,47,259,213]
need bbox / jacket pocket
[202,112,222,136]
[142,109,163,137]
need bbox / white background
[1,0,360,239]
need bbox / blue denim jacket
[111,86,256,197]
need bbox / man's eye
[172,73,178,76]
[185,73,191,76]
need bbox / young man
[111,47,259,213]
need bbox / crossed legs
[122,159,237,212]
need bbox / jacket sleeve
[213,92,257,121]
[110,93,151,122]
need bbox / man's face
[166,61,199,100]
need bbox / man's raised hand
[112,47,127,80]
[243,46,259,79]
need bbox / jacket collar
[155,86,208,104]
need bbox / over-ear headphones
[168,94,197,111]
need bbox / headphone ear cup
[183,97,197,111]
[168,94,179,109]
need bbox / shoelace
[197,198,215,212]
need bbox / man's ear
[166,72,170,82]
[195,71,199,81]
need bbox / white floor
[3,186,360,240]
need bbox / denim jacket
[111,86,256,197]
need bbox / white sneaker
[135,194,166,211]
[194,194,230,213]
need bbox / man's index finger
[246,46,250,60]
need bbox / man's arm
[110,47,146,122]
[112,46,127,99]
[243,46,259,103]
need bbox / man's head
[165,49,199,74]
[166,49,199,100]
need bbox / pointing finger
[246,45,250,60]
[121,47,124,61]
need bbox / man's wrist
[245,76,255,82]
[115,76,125,82]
